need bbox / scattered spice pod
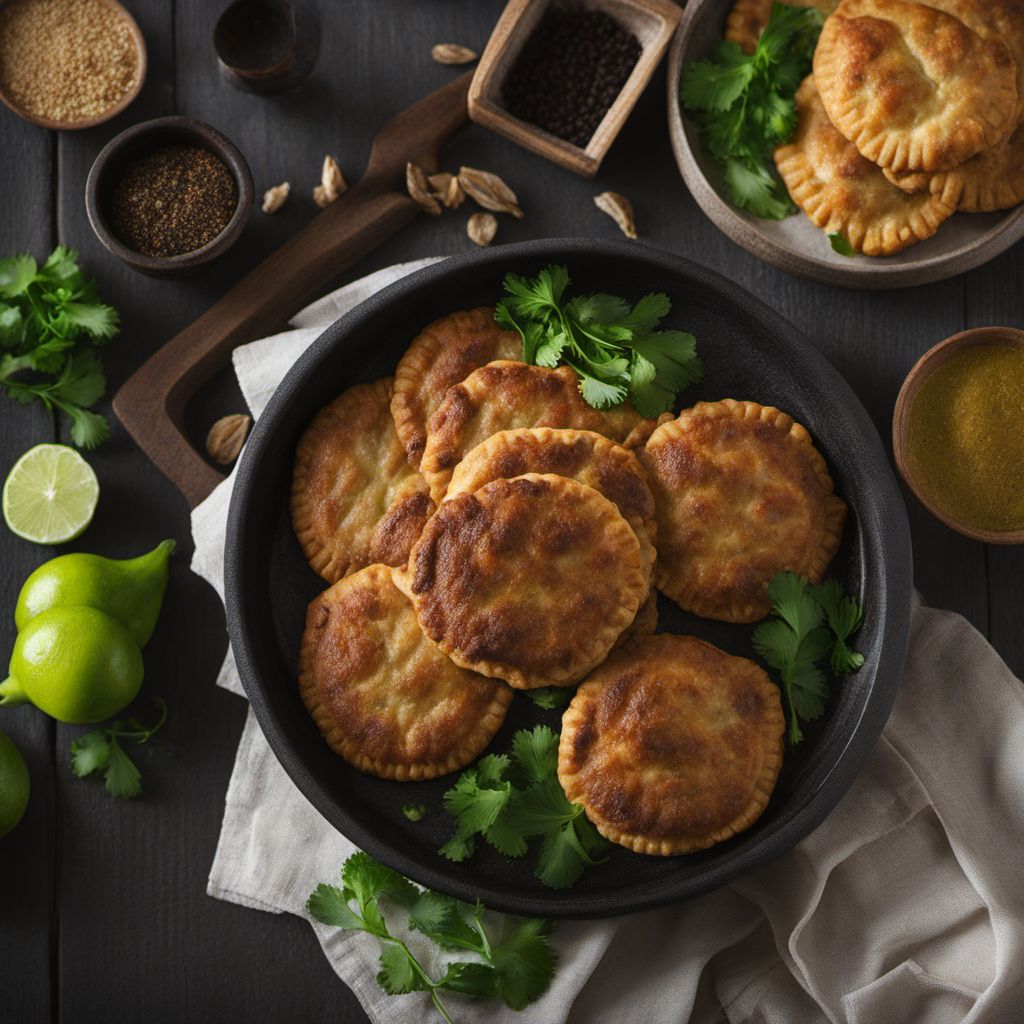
[262,182,290,213]
[206,414,252,465]
[467,212,498,246]
[431,43,478,65]
[85,116,254,278]
[458,166,523,219]
[406,162,442,216]
[594,191,638,239]
[893,327,1024,544]
[0,0,147,130]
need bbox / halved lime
[2,444,99,545]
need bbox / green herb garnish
[752,573,863,744]
[307,852,557,1022]
[0,246,118,448]
[439,724,608,890]
[829,232,855,257]
[69,697,168,798]
[495,265,702,416]
[402,803,428,822]
[525,686,575,710]
[680,3,824,219]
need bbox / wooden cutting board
[113,72,472,509]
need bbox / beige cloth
[191,261,1024,1024]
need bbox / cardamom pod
[406,162,442,216]
[594,191,637,239]
[467,212,498,246]
[261,182,290,214]
[443,175,466,209]
[206,414,252,465]
[431,43,478,65]
[321,155,347,202]
[458,166,523,219]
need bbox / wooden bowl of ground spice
[85,115,254,277]
[469,0,681,178]
[0,0,145,130]
[893,327,1024,545]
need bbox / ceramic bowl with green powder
[894,328,1024,544]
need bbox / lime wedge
[2,444,99,545]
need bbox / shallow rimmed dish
[225,238,912,918]
[0,0,146,130]
[893,326,1024,545]
[667,0,1024,289]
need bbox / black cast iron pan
[224,238,913,919]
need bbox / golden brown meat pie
[445,427,658,573]
[291,377,433,583]
[390,308,522,468]
[419,361,658,501]
[298,564,512,780]
[884,123,1024,212]
[641,399,846,623]
[396,474,649,689]
[725,0,838,53]
[559,634,785,855]
[813,0,1018,172]
[774,77,955,254]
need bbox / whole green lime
[3,606,143,724]
[0,730,30,837]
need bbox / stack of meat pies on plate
[292,308,847,856]
[732,0,1024,255]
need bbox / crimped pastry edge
[645,399,846,623]
[390,307,513,469]
[290,376,396,584]
[557,636,786,855]
[812,7,1017,172]
[298,564,513,780]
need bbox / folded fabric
[191,260,1024,1024]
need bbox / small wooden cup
[468,0,682,178]
[892,326,1024,545]
[0,0,146,130]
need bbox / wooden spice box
[468,0,682,178]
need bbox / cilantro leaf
[308,853,557,1019]
[829,232,855,257]
[306,883,365,929]
[68,697,167,798]
[495,265,700,414]
[526,686,575,710]
[0,246,118,448]
[810,579,865,673]
[510,725,559,786]
[681,3,823,219]
[104,739,142,798]
[69,730,112,777]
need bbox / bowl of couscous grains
[0,0,146,130]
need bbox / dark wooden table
[1,1,1021,1021]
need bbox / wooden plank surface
[0,0,1020,1021]
[0,118,57,1024]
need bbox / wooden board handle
[114,73,471,509]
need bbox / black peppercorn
[502,4,641,148]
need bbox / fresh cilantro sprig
[0,246,119,448]
[69,697,168,798]
[307,852,557,1022]
[828,232,855,257]
[440,725,608,890]
[752,573,864,744]
[680,3,824,219]
[495,265,702,417]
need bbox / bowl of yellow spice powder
[0,0,145,130]
[894,327,1024,545]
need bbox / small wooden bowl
[469,0,681,178]
[0,0,146,130]
[85,115,254,278]
[892,326,1024,545]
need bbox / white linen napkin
[190,260,1024,1024]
